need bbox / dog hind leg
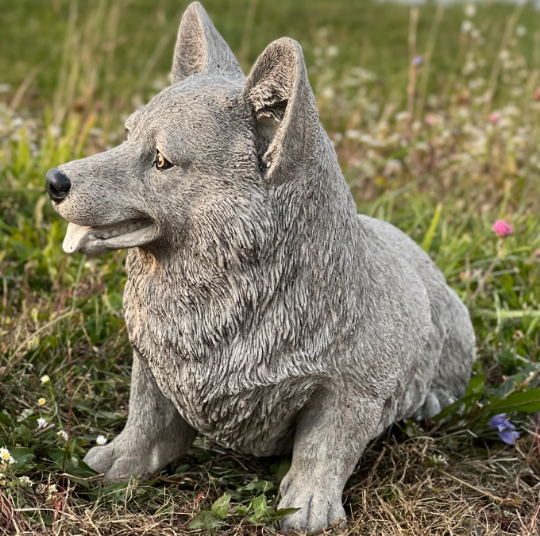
[417,294,475,420]
[84,352,196,480]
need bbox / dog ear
[172,2,244,84]
[243,38,319,182]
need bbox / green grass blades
[1,0,540,534]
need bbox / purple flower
[498,429,520,445]
[489,413,514,431]
[413,55,423,66]
[489,414,520,445]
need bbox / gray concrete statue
[45,3,475,532]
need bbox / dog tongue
[63,223,92,253]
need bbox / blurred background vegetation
[0,1,540,534]
[1,0,539,120]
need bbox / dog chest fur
[122,180,435,455]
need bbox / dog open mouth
[63,219,156,255]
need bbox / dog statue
[45,3,475,532]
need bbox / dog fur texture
[47,3,476,532]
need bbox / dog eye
[125,128,131,140]
[155,150,173,170]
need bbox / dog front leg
[84,351,196,480]
[278,388,384,533]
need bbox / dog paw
[84,436,165,481]
[278,486,346,534]
[84,443,116,475]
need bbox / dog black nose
[46,168,71,203]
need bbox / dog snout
[46,168,71,203]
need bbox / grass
[1,0,540,534]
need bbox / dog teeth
[94,220,151,241]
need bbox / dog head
[47,2,320,257]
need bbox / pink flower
[488,111,501,124]
[425,114,437,126]
[493,220,513,238]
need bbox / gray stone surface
[48,3,476,532]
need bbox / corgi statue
[46,3,475,531]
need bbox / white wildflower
[18,476,33,487]
[321,87,334,100]
[48,125,61,138]
[429,454,449,467]
[96,435,108,446]
[40,375,50,385]
[345,129,362,140]
[46,484,57,502]
[395,111,410,123]
[38,398,46,406]
[530,154,540,170]
[457,107,470,120]
[464,3,476,18]
[503,105,520,117]
[383,159,403,177]
[327,45,339,57]
[516,25,526,37]
[359,134,386,148]
[343,76,359,88]
[503,60,516,71]
[461,20,473,34]
[499,117,513,129]
[469,77,486,90]
[473,94,489,106]
[499,49,510,61]
[440,129,451,142]
[0,447,15,465]
[57,430,68,441]
[350,66,377,83]
[353,159,376,177]
[37,417,48,429]
[462,61,476,76]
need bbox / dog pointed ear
[172,2,244,84]
[243,38,319,182]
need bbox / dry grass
[2,432,539,535]
[1,1,540,535]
